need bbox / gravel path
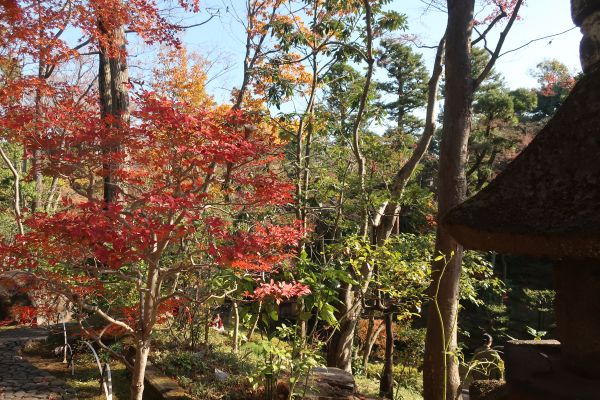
[0,328,77,400]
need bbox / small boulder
[299,367,356,400]
[214,368,230,382]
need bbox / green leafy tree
[522,288,555,331]
[531,59,576,117]
[377,40,429,134]
[509,88,538,118]
[467,87,518,193]
[459,252,508,350]
[322,63,381,141]
[330,233,431,398]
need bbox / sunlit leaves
[247,279,311,304]
[0,89,302,327]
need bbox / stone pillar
[572,0,600,72]
[554,259,600,378]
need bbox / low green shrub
[154,351,208,377]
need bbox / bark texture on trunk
[130,342,150,400]
[372,35,446,246]
[362,316,384,370]
[331,33,445,371]
[98,21,129,204]
[327,0,374,373]
[379,311,394,399]
[423,1,474,400]
[327,284,359,372]
[32,57,45,213]
[0,146,25,235]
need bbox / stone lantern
[443,1,600,398]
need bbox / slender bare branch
[473,0,524,91]
[500,26,578,58]
[350,0,374,237]
[472,9,506,47]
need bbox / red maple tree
[0,2,309,398]
[0,90,302,397]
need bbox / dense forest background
[0,1,579,399]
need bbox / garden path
[0,328,77,400]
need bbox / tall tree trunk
[327,0,374,372]
[379,311,394,399]
[362,317,384,371]
[375,35,446,244]
[130,341,150,400]
[98,19,129,204]
[45,176,58,213]
[98,48,112,117]
[0,146,25,235]
[363,35,446,395]
[32,62,44,213]
[32,0,44,213]
[327,285,359,372]
[350,0,374,238]
[423,2,474,400]
[32,149,43,212]
[130,264,160,399]
[295,7,321,340]
[108,25,129,122]
[99,46,115,204]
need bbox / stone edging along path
[0,327,77,400]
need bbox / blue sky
[402,0,582,87]
[176,0,581,101]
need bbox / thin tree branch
[473,0,524,91]
[472,9,506,47]
[500,26,578,58]
[173,13,217,29]
[350,0,374,238]
[72,38,92,52]
[0,145,25,235]
[78,301,135,334]
[390,34,446,200]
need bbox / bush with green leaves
[245,323,322,400]
[522,288,555,331]
[153,351,208,377]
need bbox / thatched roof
[443,67,600,259]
